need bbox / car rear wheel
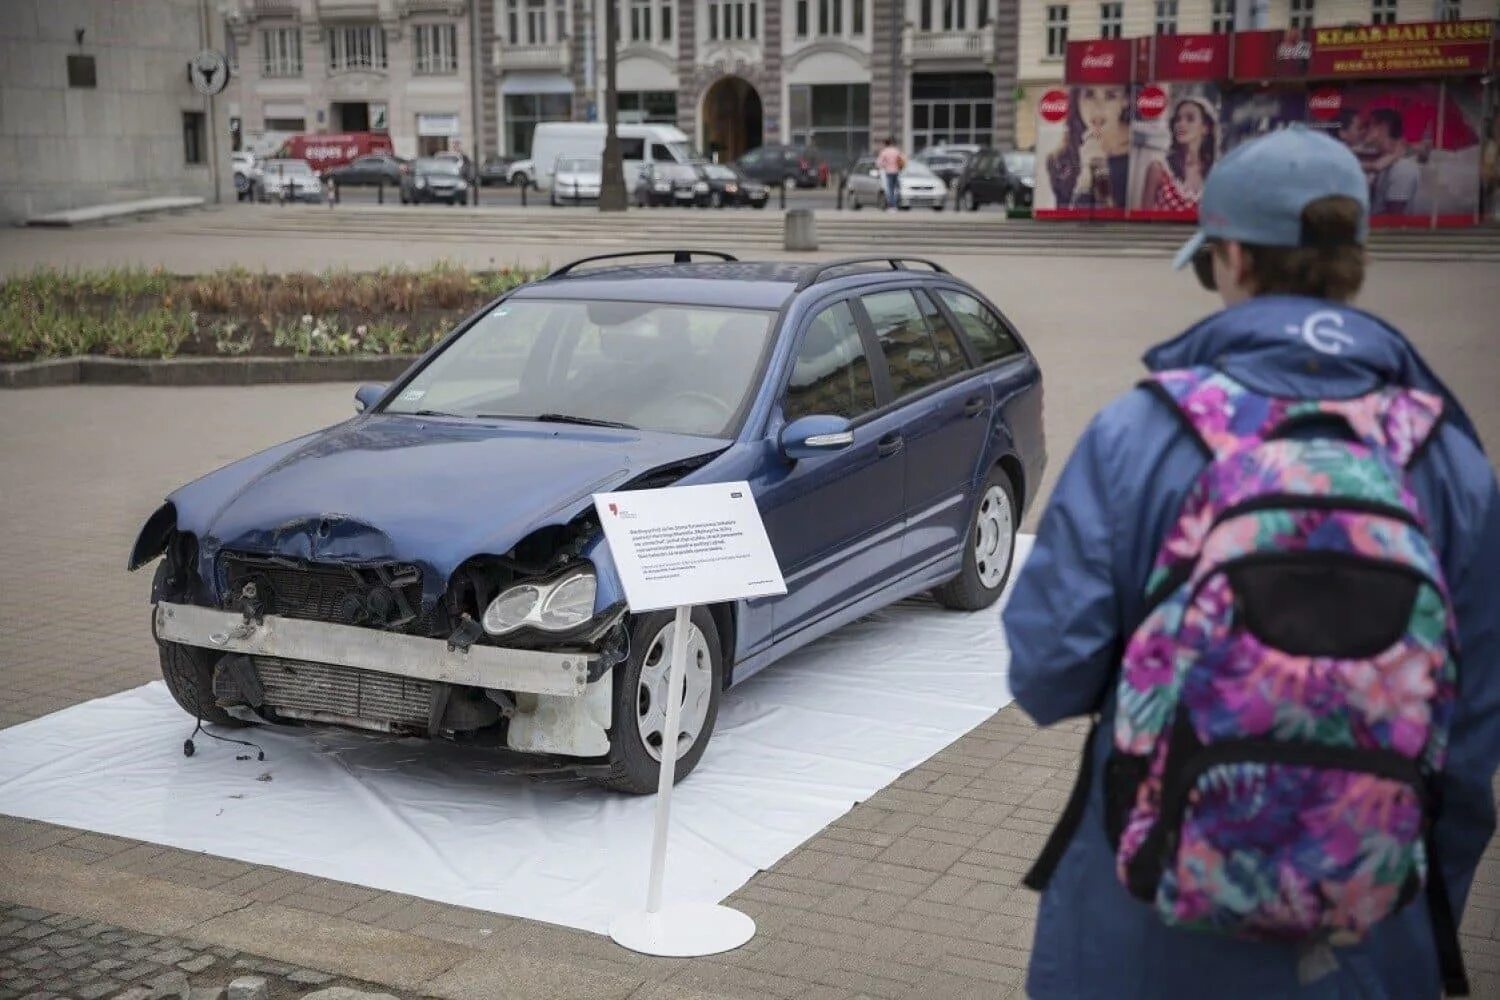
[595,607,722,794]
[158,638,245,728]
[932,467,1017,611]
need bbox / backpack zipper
[1211,494,1422,532]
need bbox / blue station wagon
[131,251,1046,792]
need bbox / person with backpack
[1003,125,1500,998]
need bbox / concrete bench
[26,196,206,227]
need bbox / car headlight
[654,183,670,192]
[1022,177,1035,188]
[694,182,709,193]
[415,178,427,188]
[456,180,469,189]
[725,183,738,193]
[482,569,597,636]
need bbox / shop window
[789,83,870,171]
[1099,2,1122,39]
[1045,5,1068,58]
[66,54,97,88]
[183,112,206,165]
[505,92,572,156]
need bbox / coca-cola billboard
[1306,86,1343,122]
[1065,39,1136,85]
[1135,86,1168,120]
[1233,29,1313,81]
[1038,90,1070,124]
[1152,33,1231,81]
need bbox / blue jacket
[1003,296,1500,999]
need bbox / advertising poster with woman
[1035,84,1133,217]
[1310,80,1483,222]
[1126,83,1222,220]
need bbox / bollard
[521,181,528,207]
[784,209,817,251]
[836,173,845,211]
[472,182,479,206]
[377,179,384,205]
[779,180,787,210]
[333,179,340,205]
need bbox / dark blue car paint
[136,262,1045,691]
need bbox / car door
[969,151,1000,203]
[758,298,906,643]
[855,287,989,574]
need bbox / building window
[852,0,864,33]
[1287,0,1312,29]
[1045,5,1068,57]
[942,0,967,31]
[819,0,830,33]
[1154,0,1177,35]
[260,27,302,77]
[976,0,989,27]
[66,53,97,88]
[631,0,652,40]
[1437,0,1460,18]
[661,1,673,40]
[225,28,238,71]
[619,90,677,123]
[328,25,386,71]
[1099,1,1122,38]
[1211,0,1235,32]
[265,116,305,131]
[505,92,571,156]
[789,83,870,171]
[708,0,755,40]
[920,0,932,30]
[796,0,809,34]
[183,112,206,165]
[1371,0,1397,23]
[413,24,458,73]
[910,71,993,152]
[815,0,843,34]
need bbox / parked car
[735,145,825,189]
[255,159,324,203]
[323,154,407,190]
[844,158,948,211]
[231,151,260,201]
[272,132,395,176]
[955,148,1035,211]
[507,159,535,188]
[697,162,769,209]
[914,145,979,187]
[634,162,711,207]
[549,155,602,205]
[131,250,1045,793]
[400,157,470,205]
[478,155,515,186]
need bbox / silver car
[550,155,602,206]
[256,159,324,203]
[844,157,948,211]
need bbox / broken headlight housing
[481,568,597,636]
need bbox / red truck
[274,132,395,175]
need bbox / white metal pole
[645,604,691,914]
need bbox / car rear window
[937,290,1022,365]
[860,290,964,400]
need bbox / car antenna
[183,688,265,762]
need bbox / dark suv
[956,149,1035,212]
[735,145,827,189]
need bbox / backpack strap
[1023,716,1100,892]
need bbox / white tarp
[0,538,1030,934]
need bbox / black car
[915,145,978,187]
[734,145,826,189]
[697,163,769,209]
[956,149,1036,212]
[633,162,710,207]
[399,157,471,205]
[325,154,407,189]
[478,155,515,186]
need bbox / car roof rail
[793,256,949,291]
[545,250,740,279]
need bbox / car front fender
[127,501,176,571]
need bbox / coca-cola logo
[1039,90,1069,123]
[1276,40,1312,60]
[1308,87,1343,121]
[1136,85,1168,120]
[1177,45,1215,64]
[1080,51,1116,69]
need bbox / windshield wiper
[401,408,467,419]
[475,412,635,430]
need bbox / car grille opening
[255,657,433,732]
[221,553,439,635]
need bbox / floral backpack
[1025,366,1469,995]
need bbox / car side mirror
[354,383,386,413]
[780,415,854,461]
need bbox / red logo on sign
[608,503,619,516]
[1308,87,1343,121]
[1178,43,1215,64]
[1039,90,1069,123]
[1081,51,1116,69]
[1136,85,1168,120]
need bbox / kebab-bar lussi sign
[1234,19,1494,81]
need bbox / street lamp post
[599,0,627,211]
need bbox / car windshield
[262,160,312,175]
[383,299,775,437]
[1004,152,1035,177]
[415,158,461,174]
[902,160,936,178]
[557,156,599,172]
[703,165,738,180]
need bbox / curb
[0,355,418,389]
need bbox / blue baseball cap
[1171,124,1370,270]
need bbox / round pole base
[609,903,756,957]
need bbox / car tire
[932,466,1018,611]
[158,638,246,728]
[550,191,559,207]
[849,191,861,210]
[594,607,722,794]
[965,190,981,212]
[512,172,530,189]
[753,200,767,209]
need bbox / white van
[530,122,693,192]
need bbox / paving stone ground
[2,238,1499,998]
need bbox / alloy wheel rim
[973,485,1014,590]
[636,621,712,763]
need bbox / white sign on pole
[594,482,785,958]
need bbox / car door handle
[963,396,988,417]
[876,432,903,457]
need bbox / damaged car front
[130,283,777,792]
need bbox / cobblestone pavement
[2,247,1500,998]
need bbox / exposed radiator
[254,657,432,730]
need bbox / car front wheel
[932,467,1018,611]
[595,607,722,794]
[158,637,246,728]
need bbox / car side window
[861,290,964,400]
[740,149,763,166]
[783,301,878,422]
[915,291,969,376]
[937,290,1022,365]
[650,142,673,162]
[620,137,645,159]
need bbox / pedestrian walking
[876,136,905,212]
[1004,125,1500,999]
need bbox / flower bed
[0,263,543,363]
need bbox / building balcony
[494,40,571,73]
[905,29,995,62]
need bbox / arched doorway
[701,76,763,163]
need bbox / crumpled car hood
[169,414,725,601]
